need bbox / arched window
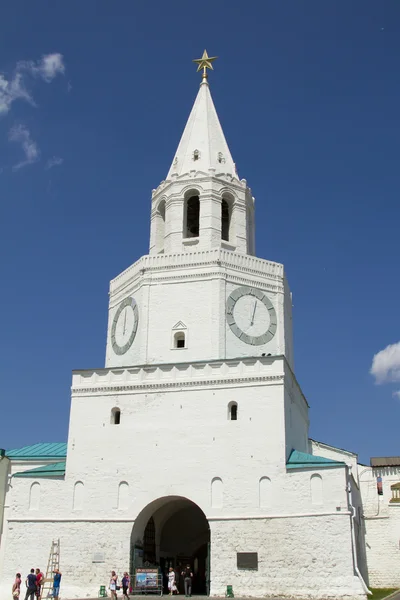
[118,481,129,509]
[174,331,185,349]
[221,199,230,242]
[73,481,84,511]
[155,200,166,253]
[211,477,223,508]
[29,482,40,511]
[185,195,200,238]
[310,474,323,506]
[111,407,121,425]
[143,517,156,564]
[193,149,200,161]
[228,402,238,420]
[259,477,271,508]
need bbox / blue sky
[1,1,399,464]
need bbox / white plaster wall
[310,440,359,474]
[210,515,365,599]
[360,465,400,587]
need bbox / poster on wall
[135,568,158,589]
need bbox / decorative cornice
[72,374,285,396]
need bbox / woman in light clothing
[109,571,118,600]
[168,567,178,595]
[12,573,21,599]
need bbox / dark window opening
[174,332,185,349]
[221,199,230,241]
[193,149,200,161]
[186,195,200,238]
[111,408,121,425]
[229,403,238,420]
[143,517,156,564]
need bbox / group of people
[109,571,131,600]
[12,568,61,600]
[168,565,193,597]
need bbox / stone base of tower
[209,516,367,599]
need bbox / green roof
[286,449,345,470]
[6,443,67,460]
[13,461,66,478]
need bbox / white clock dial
[111,297,139,355]
[226,286,277,346]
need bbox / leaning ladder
[40,539,60,600]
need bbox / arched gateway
[130,496,210,595]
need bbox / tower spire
[166,51,236,180]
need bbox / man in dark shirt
[25,569,37,600]
[181,565,193,598]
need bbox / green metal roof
[13,461,66,478]
[6,443,67,460]
[286,449,345,470]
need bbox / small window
[377,476,383,496]
[111,407,121,425]
[228,402,238,420]
[174,332,185,349]
[390,482,400,503]
[193,149,200,161]
[218,152,225,164]
[221,199,230,241]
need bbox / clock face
[226,286,277,346]
[111,297,139,355]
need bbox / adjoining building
[0,53,397,599]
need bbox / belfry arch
[130,496,210,595]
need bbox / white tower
[105,52,293,369]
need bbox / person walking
[35,569,43,599]
[109,570,118,600]
[52,569,62,599]
[12,572,22,599]
[167,567,177,596]
[122,572,130,599]
[181,565,193,598]
[24,569,36,600]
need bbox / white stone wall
[359,465,400,587]
[210,515,364,599]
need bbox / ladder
[40,539,60,599]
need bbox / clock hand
[123,308,127,335]
[250,300,257,326]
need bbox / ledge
[72,355,286,395]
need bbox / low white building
[0,55,395,599]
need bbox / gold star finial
[193,50,218,80]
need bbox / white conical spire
[166,78,237,179]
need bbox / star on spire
[193,50,218,80]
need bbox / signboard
[237,552,258,570]
[135,568,158,589]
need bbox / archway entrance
[130,496,210,595]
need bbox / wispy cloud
[45,156,63,170]
[9,125,40,170]
[370,342,400,384]
[393,390,400,400]
[0,53,65,116]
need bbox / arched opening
[111,407,121,425]
[228,401,237,421]
[130,496,210,595]
[155,200,166,254]
[221,199,230,242]
[29,482,40,511]
[185,195,200,238]
[174,331,185,349]
[73,481,84,510]
[310,473,323,506]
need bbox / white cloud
[45,156,63,170]
[0,53,65,116]
[393,391,400,400]
[0,72,33,115]
[9,125,40,170]
[370,342,400,384]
